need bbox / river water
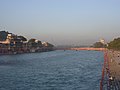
[0,50,103,90]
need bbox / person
[109,76,113,81]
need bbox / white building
[100,38,105,44]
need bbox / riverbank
[0,31,54,55]
[70,47,106,51]
[108,50,120,80]
[100,50,120,89]
[0,47,54,55]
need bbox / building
[100,38,105,44]
[0,31,28,53]
[42,42,54,47]
[0,31,54,54]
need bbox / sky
[0,0,120,46]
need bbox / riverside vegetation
[93,37,120,50]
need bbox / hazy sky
[0,0,120,46]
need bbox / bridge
[56,47,106,51]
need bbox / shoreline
[0,47,54,55]
[108,50,120,80]
[100,49,120,89]
[70,47,106,51]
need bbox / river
[0,50,103,90]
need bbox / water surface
[0,50,103,90]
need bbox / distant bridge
[56,47,106,51]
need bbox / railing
[100,50,110,90]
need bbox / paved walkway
[108,51,120,80]
[107,50,120,90]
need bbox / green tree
[93,42,105,48]
[108,38,120,50]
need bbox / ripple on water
[0,50,103,90]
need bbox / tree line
[107,38,120,50]
[93,37,120,50]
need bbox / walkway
[100,50,120,90]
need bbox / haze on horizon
[0,0,120,46]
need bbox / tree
[108,38,120,50]
[28,39,42,48]
[28,38,36,43]
[18,36,27,41]
[28,38,37,48]
[93,42,105,48]
[0,31,8,41]
[37,40,42,47]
